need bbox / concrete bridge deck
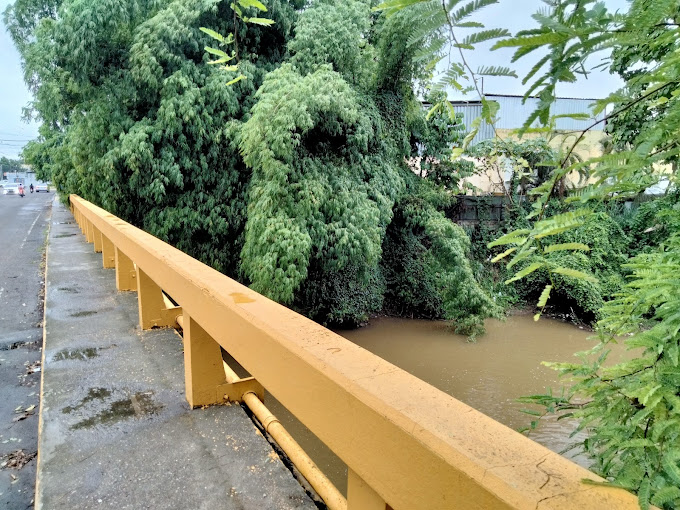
[37,198,316,509]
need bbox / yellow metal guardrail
[70,195,641,510]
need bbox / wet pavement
[38,199,316,509]
[0,191,53,509]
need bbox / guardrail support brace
[347,469,388,510]
[93,226,103,253]
[183,314,263,408]
[136,267,182,330]
[101,235,115,269]
[115,247,136,291]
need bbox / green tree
[488,2,680,507]
[0,156,24,174]
[377,0,680,505]
[6,0,300,277]
[239,0,498,330]
[7,0,498,332]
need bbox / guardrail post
[136,267,182,330]
[184,313,229,408]
[347,470,387,510]
[101,235,115,269]
[85,220,94,244]
[93,226,103,253]
[182,313,263,408]
[115,247,137,291]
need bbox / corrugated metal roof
[488,95,606,131]
[447,94,606,145]
[451,102,495,147]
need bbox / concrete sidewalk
[37,198,317,509]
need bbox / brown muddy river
[263,314,632,495]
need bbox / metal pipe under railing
[173,313,346,510]
[242,391,347,510]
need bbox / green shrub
[381,179,501,337]
[512,211,630,322]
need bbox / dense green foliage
[0,156,24,173]
[490,1,680,507]
[378,0,680,505]
[6,0,301,276]
[511,210,629,322]
[239,62,400,319]
[383,176,501,336]
[7,0,499,332]
[236,0,498,330]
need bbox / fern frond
[460,28,510,47]
[543,242,590,254]
[487,228,530,248]
[521,53,550,85]
[476,65,517,78]
[651,486,680,507]
[492,32,570,50]
[373,0,429,15]
[405,5,447,47]
[662,451,680,485]
[449,0,497,24]
[490,247,516,262]
[537,284,552,307]
[432,63,466,92]
[551,267,598,283]
[505,262,545,284]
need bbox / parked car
[2,183,20,195]
[35,183,50,192]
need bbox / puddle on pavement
[53,348,99,362]
[57,286,79,293]
[71,391,162,430]
[0,341,38,351]
[70,310,97,317]
[62,387,112,414]
[54,233,77,238]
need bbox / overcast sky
[0,0,40,159]
[446,0,630,99]
[0,0,631,159]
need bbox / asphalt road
[0,191,53,508]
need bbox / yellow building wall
[463,129,608,195]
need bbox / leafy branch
[201,0,275,86]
